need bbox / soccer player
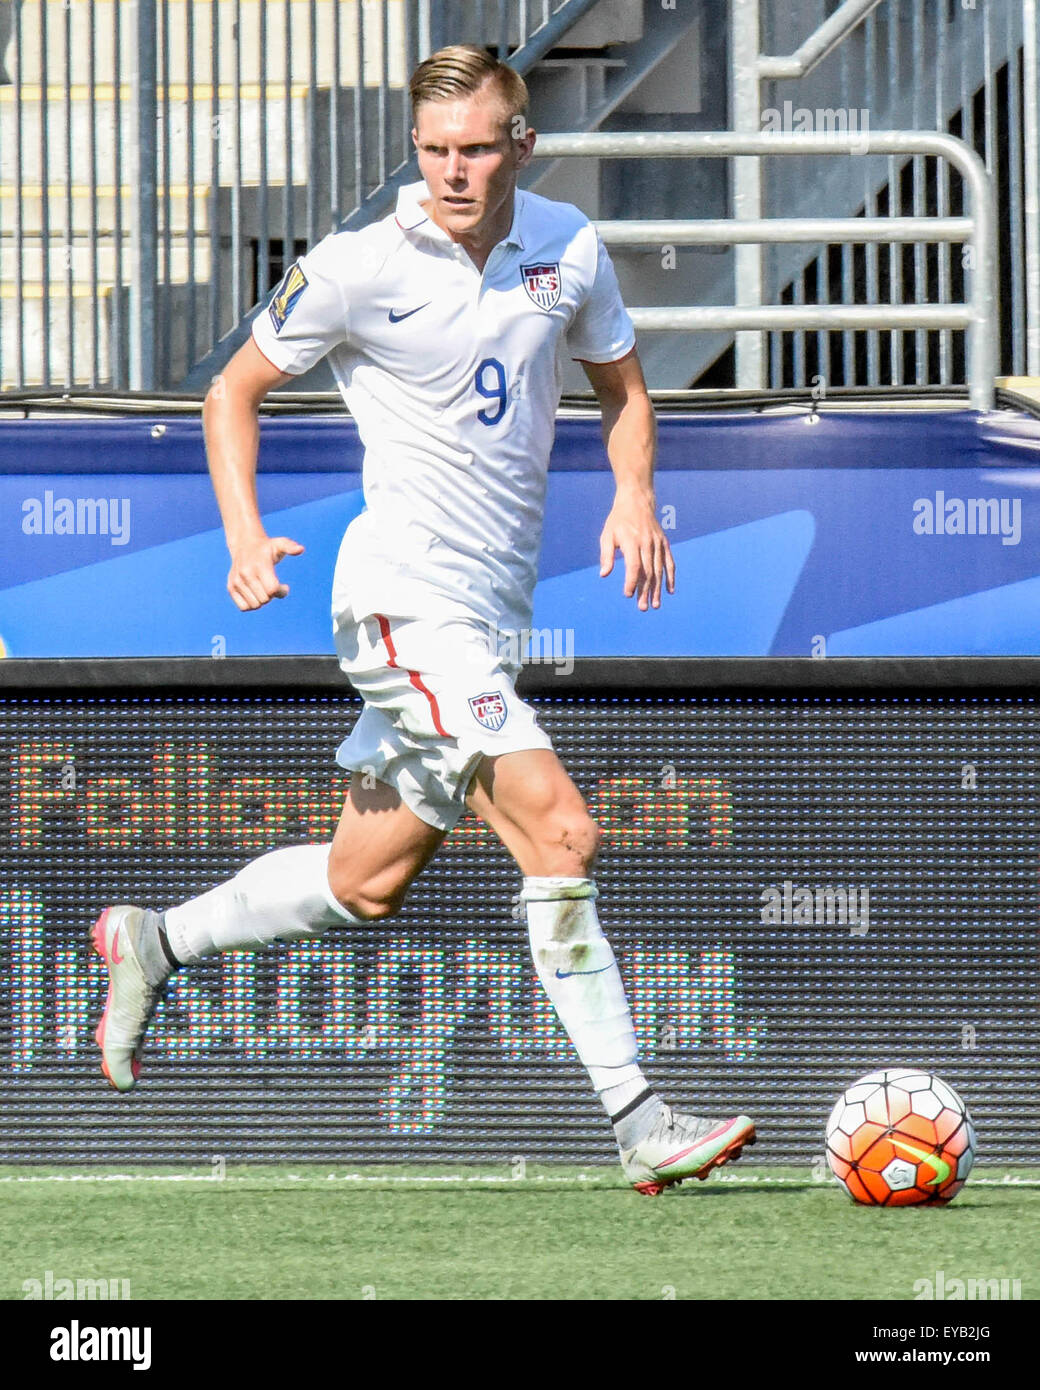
[93,44,755,1193]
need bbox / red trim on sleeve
[375,614,451,738]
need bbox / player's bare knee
[539,811,600,875]
[571,814,601,872]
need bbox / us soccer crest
[468,690,508,732]
[521,262,561,312]
[269,262,308,332]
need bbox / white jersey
[251,179,635,634]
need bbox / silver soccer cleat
[91,905,166,1092]
[621,1107,756,1195]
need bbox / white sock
[521,876,654,1122]
[164,843,362,965]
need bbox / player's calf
[93,844,367,1090]
[325,879,408,921]
[517,875,756,1192]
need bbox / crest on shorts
[520,262,561,312]
[269,262,308,333]
[468,690,508,732]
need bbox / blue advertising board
[2,403,1040,657]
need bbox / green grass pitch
[2,1164,1037,1301]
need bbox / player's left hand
[599,492,676,610]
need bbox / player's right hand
[227,535,305,611]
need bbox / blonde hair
[409,44,528,128]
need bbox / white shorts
[332,606,553,832]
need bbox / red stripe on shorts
[375,613,451,738]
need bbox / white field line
[0,1172,1037,1187]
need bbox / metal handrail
[594,218,973,245]
[533,130,998,412]
[758,0,884,81]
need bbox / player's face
[412,87,535,249]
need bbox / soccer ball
[825,1068,977,1206]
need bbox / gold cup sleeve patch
[269,262,309,333]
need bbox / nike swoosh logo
[891,1137,951,1185]
[111,929,125,965]
[658,1122,734,1169]
[555,965,613,979]
[388,303,430,323]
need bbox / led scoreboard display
[0,660,1037,1166]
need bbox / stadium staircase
[520,0,1026,390]
[184,0,706,393]
[0,0,1028,390]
